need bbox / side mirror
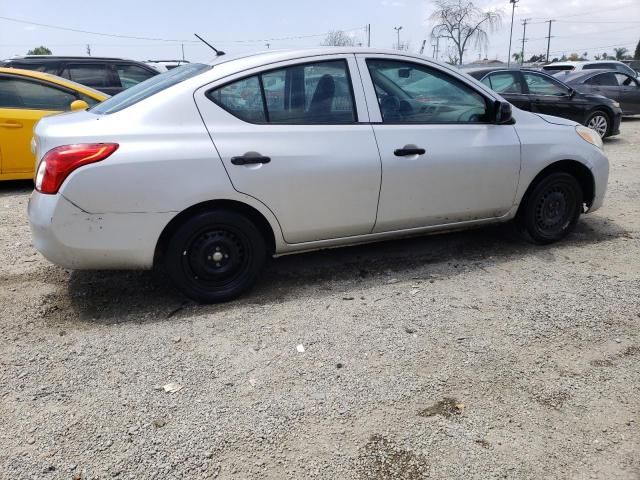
[70,99,89,112]
[494,100,513,124]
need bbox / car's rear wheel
[517,172,583,244]
[585,110,609,138]
[164,210,266,303]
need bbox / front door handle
[0,121,22,128]
[394,146,426,157]
[230,153,271,166]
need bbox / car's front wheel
[164,210,266,303]
[517,172,583,244]
[585,110,609,138]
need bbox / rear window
[542,65,574,71]
[91,63,211,115]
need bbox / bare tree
[321,30,356,47]
[430,0,501,65]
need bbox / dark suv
[465,67,622,138]
[0,56,159,95]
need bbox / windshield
[91,63,211,114]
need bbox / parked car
[28,48,609,302]
[555,69,640,116]
[0,56,159,95]
[0,67,107,181]
[465,67,622,138]
[144,60,191,73]
[621,60,640,75]
[541,60,637,78]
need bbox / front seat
[308,74,335,122]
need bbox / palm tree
[614,47,628,60]
[512,52,522,63]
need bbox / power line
[0,15,365,45]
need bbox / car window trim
[206,58,360,125]
[0,73,82,110]
[363,57,496,125]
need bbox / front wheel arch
[518,160,595,215]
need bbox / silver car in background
[28,48,609,302]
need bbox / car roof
[0,66,109,100]
[557,69,625,82]
[4,55,136,62]
[543,60,626,67]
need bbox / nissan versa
[28,48,609,303]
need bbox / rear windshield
[91,63,211,114]
[542,65,574,71]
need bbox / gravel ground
[1,119,639,480]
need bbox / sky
[0,0,638,64]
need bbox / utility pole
[181,43,185,61]
[545,19,555,63]
[366,24,371,47]
[393,26,403,50]
[507,0,519,67]
[419,39,426,55]
[520,18,530,65]
[86,44,91,56]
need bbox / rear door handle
[0,121,22,128]
[230,154,271,166]
[394,146,426,157]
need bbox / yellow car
[0,67,108,181]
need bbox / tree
[614,47,628,60]
[635,39,640,60]
[581,52,589,60]
[26,46,52,55]
[321,31,355,47]
[527,53,546,63]
[512,52,522,63]
[430,0,501,66]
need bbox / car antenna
[194,33,225,56]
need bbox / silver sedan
[28,48,609,302]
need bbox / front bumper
[608,109,622,137]
[28,192,175,270]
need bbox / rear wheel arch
[154,199,276,267]
[519,160,595,213]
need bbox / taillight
[35,143,119,194]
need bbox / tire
[517,172,583,245]
[164,210,266,303]
[585,110,609,138]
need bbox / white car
[28,48,609,302]
[542,60,638,78]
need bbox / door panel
[0,108,49,173]
[358,55,521,232]
[615,74,640,114]
[195,55,382,244]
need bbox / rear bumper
[28,192,174,270]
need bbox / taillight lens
[35,143,119,194]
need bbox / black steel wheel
[518,172,583,244]
[165,210,266,303]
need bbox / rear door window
[208,59,357,124]
[65,64,111,88]
[115,64,156,89]
[590,73,618,86]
